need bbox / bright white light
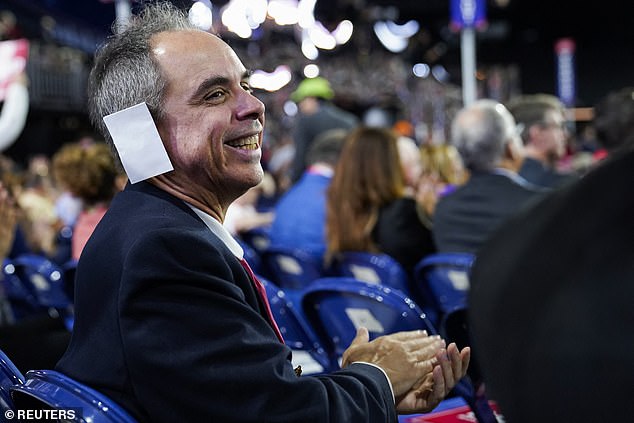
[431,65,450,82]
[413,63,430,78]
[268,0,300,26]
[246,0,268,28]
[221,0,252,38]
[283,100,298,116]
[333,20,353,45]
[301,31,319,59]
[373,21,409,53]
[297,0,316,29]
[386,20,419,37]
[303,64,320,78]
[188,1,213,31]
[250,65,292,92]
[309,21,336,50]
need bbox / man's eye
[241,84,253,93]
[205,90,225,101]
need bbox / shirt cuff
[353,361,395,403]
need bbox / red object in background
[405,401,502,423]
[0,38,29,101]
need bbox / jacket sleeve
[120,228,397,423]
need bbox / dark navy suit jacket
[56,181,395,422]
[432,171,545,254]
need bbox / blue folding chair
[6,254,74,331]
[329,252,411,296]
[301,277,497,423]
[10,370,137,423]
[414,252,475,316]
[260,276,337,374]
[2,258,38,321]
[260,245,325,290]
[0,348,25,417]
[300,277,435,361]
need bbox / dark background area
[1,0,632,163]
[4,0,633,105]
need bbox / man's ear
[505,137,524,168]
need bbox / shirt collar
[186,203,244,260]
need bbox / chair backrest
[260,245,324,290]
[0,349,25,415]
[414,252,475,315]
[330,252,411,295]
[10,254,73,310]
[10,370,137,423]
[259,276,336,373]
[301,277,436,360]
[2,258,38,321]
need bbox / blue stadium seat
[413,252,475,316]
[10,370,137,423]
[300,277,435,361]
[260,245,325,290]
[329,252,411,296]
[301,277,497,423]
[4,254,74,331]
[0,348,24,417]
[260,276,336,374]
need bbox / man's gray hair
[88,1,197,157]
[450,99,516,172]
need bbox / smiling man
[54,2,470,422]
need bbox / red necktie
[239,258,285,344]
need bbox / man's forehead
[151,29,224,53]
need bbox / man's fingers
[350,327,370,347]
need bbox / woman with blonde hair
[325,126,436,280]
[52,141,124,260]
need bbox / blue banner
[450,0,487,30]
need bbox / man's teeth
[227,135,259,149]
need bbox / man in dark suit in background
[55,2,470,422]
[432,99,545,254]
[506,93,577,189]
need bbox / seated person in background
[56,3,470,422]
[52,141,123,260]
[417,143,468,220]
[269,128,348,260]
[469,147,634,422]
[432,99,545,254]
[506,93,577,188]
[326,126,437,282]
[397,136,423,197]
[0,181,17,263]
[289,76,359,183]
[593,86,634,156]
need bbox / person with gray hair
[506,93,577,188]
[432,99,545,254]
[54,2,470,422]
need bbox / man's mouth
[225,134,259,150]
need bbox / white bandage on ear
[103,102,174,184]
